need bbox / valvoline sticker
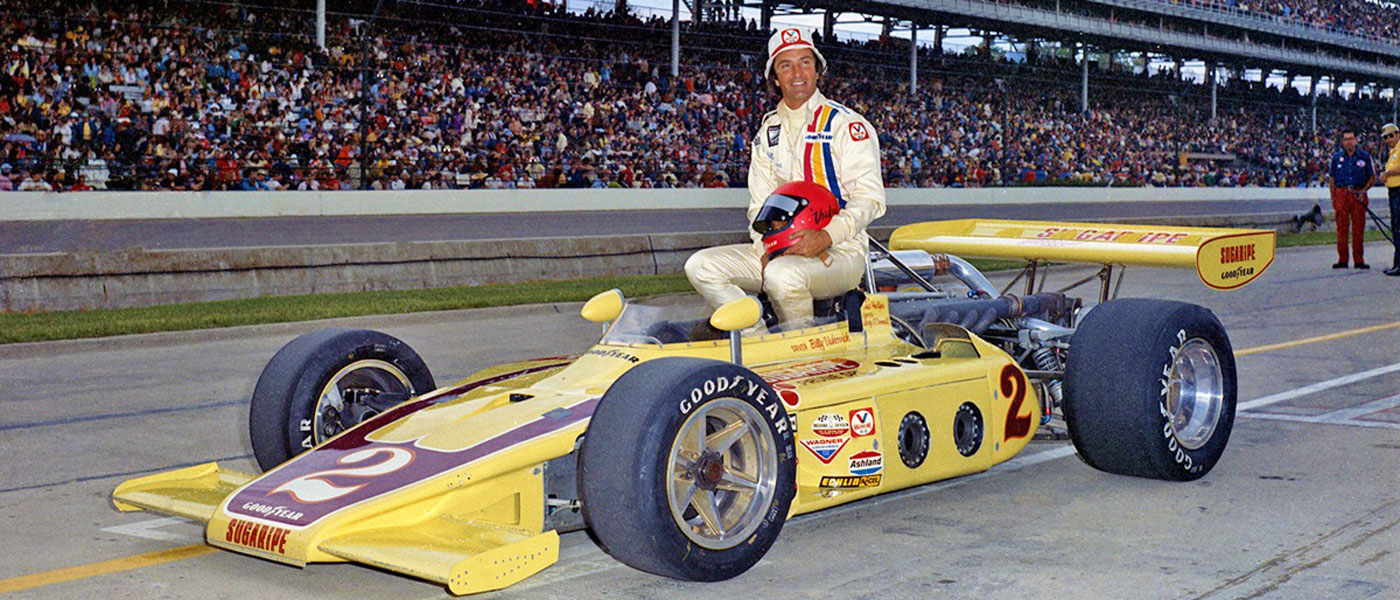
[848,450,883,476]
[849,408,875,437]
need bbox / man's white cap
[764,27,826,78]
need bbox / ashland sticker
[848,450,883,476]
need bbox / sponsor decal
[800,437,849,463]
[762,358,860,385]
[849,408,875,437]
[225,518,291,554]
[767,125,780,147]
[848,450,883,476]
[820,474,881,489]
[848,122,869,141]
[810,413,850,438]
[1032,227,1191,245]
[585,348,640,363]
[1219,244,1256,265]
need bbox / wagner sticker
[811,413,850,438]
[800,437,849,464]
[849,408,875,437]
[848,450,883,476]
[820,474,881,489]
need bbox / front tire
[249,328,434,471]
[578,357,796,581]
[1063,299,1237,481]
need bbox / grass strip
[0,232,1385,345]
[1274,229,1387,248]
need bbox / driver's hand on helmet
[784,229,833,259]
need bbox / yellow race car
[112,219,1275,595]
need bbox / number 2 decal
[270,447,414,504]
[1000,364,1033,441]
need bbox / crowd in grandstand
[1169,0,1400,42]
[0,0,1394,192]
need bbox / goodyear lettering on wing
[848,450,883,476]
[225,518,291,554]
[810,413,851,438]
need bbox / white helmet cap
[764,27,826,79]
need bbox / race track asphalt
[0,240,1396,599]
[0,198,1325,254]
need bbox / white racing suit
[685,90,886,327]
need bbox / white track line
[1241,412,1400,431]
[101,517,202,543]
[1237,361,1400,412]
[500,443,1080,595]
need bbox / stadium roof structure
[743,0,1400,85]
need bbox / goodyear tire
[578,357,796,581]
[1063,299,1237,481]
[249,328,434,471]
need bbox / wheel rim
[665,398,779,550]
[313,359,414,444]
[1164,338,1224,451]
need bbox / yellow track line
[0,544,216,593]
[4,320,1398,594]
[1236,320,1400,357]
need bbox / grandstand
[2,0,1398,192]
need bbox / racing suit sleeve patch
[848,122,869,142]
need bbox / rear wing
[888,219,1275,290]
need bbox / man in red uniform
[1328,129,1375,269]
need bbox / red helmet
[752,180,840,258]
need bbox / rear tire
[578,357,796,581]
[249,328,434,471]
[1063,299,1236,481]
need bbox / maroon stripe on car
[224,362,582,528]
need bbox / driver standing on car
[684,26,885,329]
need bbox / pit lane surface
[0,199,1322,254]
[1,241,1396,599]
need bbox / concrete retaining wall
[0,185,1358,221]
[4,207,1389,313]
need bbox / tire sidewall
[250,329,433,471]
[1064,300,1238,481]
[580,358,796,582]
[1141,310,1237,480]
